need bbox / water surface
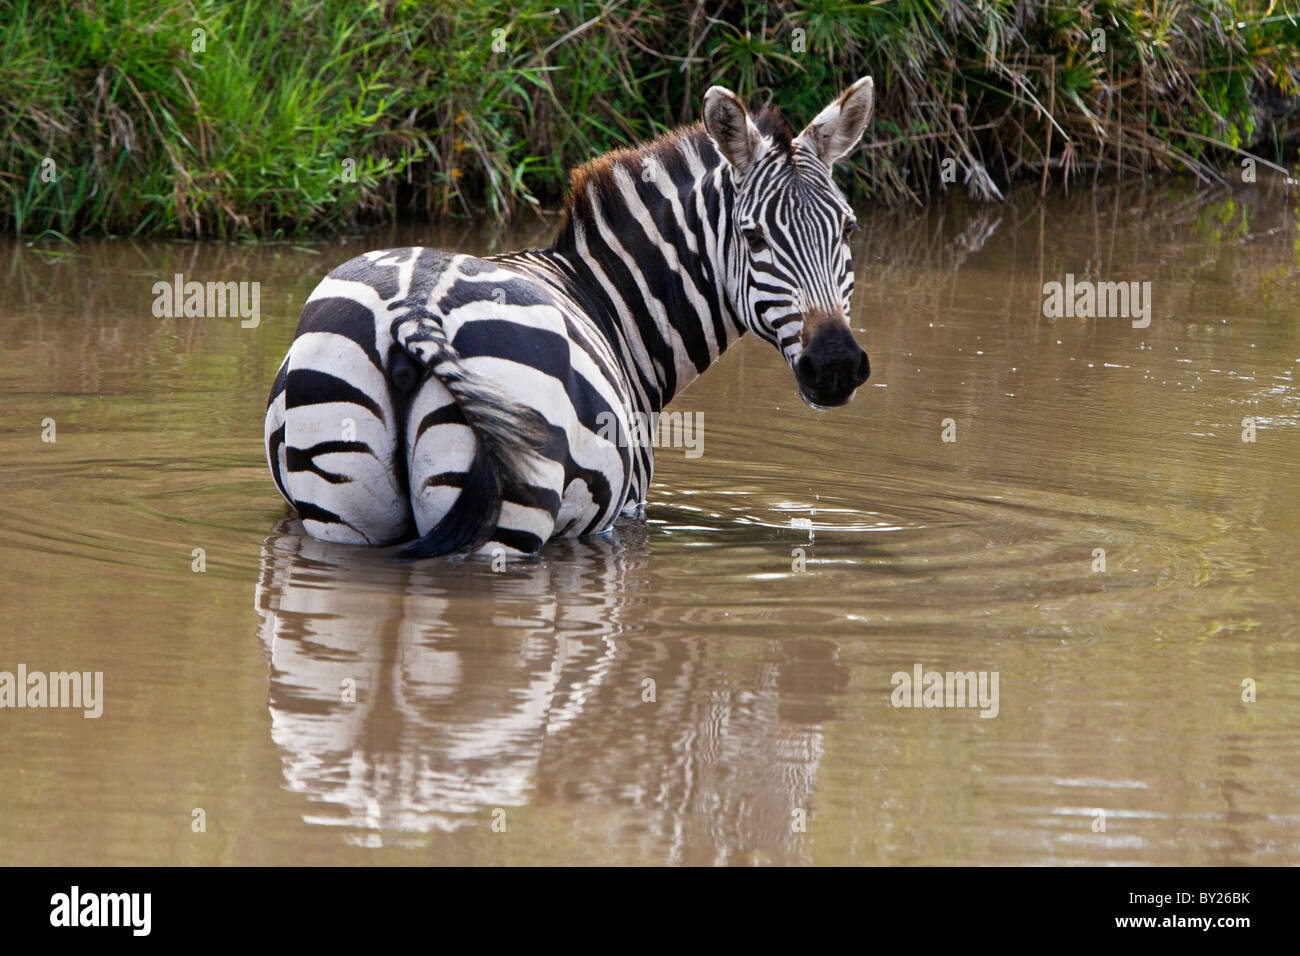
[2,181,1298,865]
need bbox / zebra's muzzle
[794,320,870,409]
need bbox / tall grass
[2,0,419,237]
[2,0,1297,238]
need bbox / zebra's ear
[703,86,763,176]
[795,76,874,165]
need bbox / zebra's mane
[555,105,793,251]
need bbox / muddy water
[1,181,1298,866]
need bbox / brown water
[2,181,1298,866]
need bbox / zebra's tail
[394,318,552,560]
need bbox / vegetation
[2,0,1298,238]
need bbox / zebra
[264,77,875,558]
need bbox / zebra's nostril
[795,322,872,402]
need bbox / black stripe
[439,275,553,313]
[284,368,385,422]
[294,500,347,526]
[266,358,288,407]
[294,297,384,374]
[328,248,415,301]
[491,528,544,554]
[285,441,373,484]
[266,360,291,503]
[503,482,561,515]
[266,423,290,503]
[419,470,469,492]
[413,402,468,446]
[451,321,622,445]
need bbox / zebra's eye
[842,220,859,243]
[743,225,766,254]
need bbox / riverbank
[4,0,1297,238]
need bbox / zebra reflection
[255,520,846,863]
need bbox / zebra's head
[704,78,874,409]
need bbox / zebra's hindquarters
[404,374,475,542]
[265,245,636,557]
[265,297,413,546]
[264,284,564,556]
[400,355,563,559]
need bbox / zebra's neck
[536,126,746,415]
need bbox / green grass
[2,0,1297,238]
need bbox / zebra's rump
[265,247,643,555]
